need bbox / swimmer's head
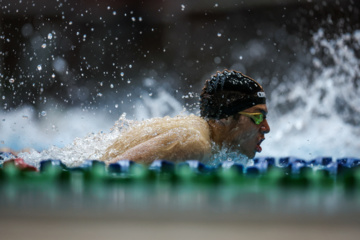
[200,69,266,119]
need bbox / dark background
[1,0,359,119]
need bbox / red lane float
[3,158,38,172]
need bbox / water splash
[16,113,132,168]
[260,29,360,159]
[204,143,248,167]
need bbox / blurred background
[0,0,359,158]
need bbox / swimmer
[101,69,270,164]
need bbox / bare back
[101,115,212,164]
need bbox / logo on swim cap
[257,92,266,98]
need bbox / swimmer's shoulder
[161,114,211,161]
[171,114,208,126]
[168,115,211,148]
[170,114,210,134]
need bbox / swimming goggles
[238,112,265,125]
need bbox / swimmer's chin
[246,153,256,159]
[245,150,257,160]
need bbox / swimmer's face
[220,104,270,159]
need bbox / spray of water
[260,29,360,159]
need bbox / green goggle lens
[238,112,264,125]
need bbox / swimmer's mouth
[256,138,265,153]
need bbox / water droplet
[129,64,132,68]
[113,11,117,15]
[120,72,124,76]
[107,6,111,10]
[9,78,15,83]
[181,4,185,11]
[48,33,53,39]
[115,104,119,108]
[110,84,114,88]
[97,93,103,97]
[41,111,47,117]
[131,17,136,22]
[239,56,243,60]
[37,65,42,71]
[41,43,46,48]
[217,32,222,37]
[52,73,55,78]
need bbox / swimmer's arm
[108,129,211,164]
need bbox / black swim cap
[200,70,266,119]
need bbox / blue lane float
[108,160,137,173]
[0,153,359,173]
[1,153,360,185]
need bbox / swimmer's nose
[261,119,270,134]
